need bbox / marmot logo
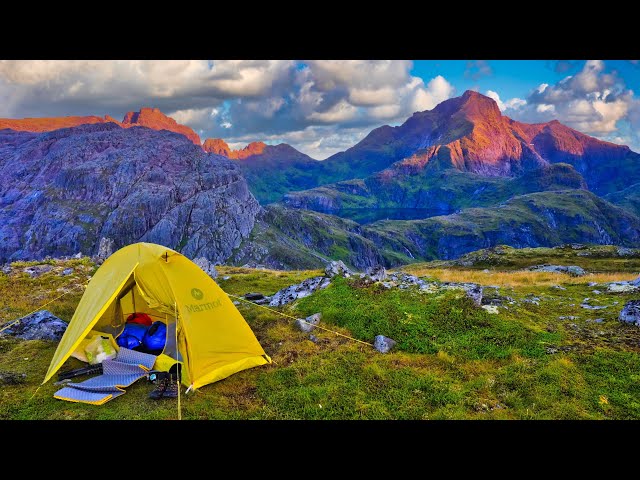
[191,288,204,300]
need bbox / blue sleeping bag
[142,321,167,352]
[116,323,148,349]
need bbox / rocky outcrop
[193,257,218,279]
[121,107,200,145]
[619,300,640,326]
[95,237,114,263]
[0,115,113,132]
[202,138,231,156]
[362,265,387,282]
[325,260,353,278]
[269,276,331,307]
[527,265,586,276]
[1,310,67,341]
[0,107,201,145]
[0,124,261,263]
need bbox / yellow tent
[43,242,271,390]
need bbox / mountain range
[1,90,639,269]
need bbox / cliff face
[0,107,201,145]
[0,124,260,263]
[120,107,201,145]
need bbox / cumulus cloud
[485,90,527,112]
[507,60,639,150]
[0,60,457,159]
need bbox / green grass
[1,250,639,420]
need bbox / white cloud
[485,90,526,112]
[412,76,455,111]
[485,90,505,111]
[509,60,638,148]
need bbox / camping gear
[147,369,179,400]
[126,312,153,326]
[142,321,166,353]
[70,333,118,363]
[54,347,157,405]
[116,323,148,350]
[57,363,103,381]
[43,242,271,392]
[84,335,117,365]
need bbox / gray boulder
[362,265,387,282]
[269,276,331,307]
[619,300,640,326]
[95,237,115,263]
[1,310,67,341]
[325,260,353,278]
[1,265,11,275]
[0,371,26,385]
[374,335,397,354]
[193,257,218,279]
[295,313,322,333]
[244,292,265,301]
[61,268,74,276]
[617,247,634,256]
[527,264,586,276]
[442,282,483,307]
[23,264,52,278]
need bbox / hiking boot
[148,377,169,400]
[162,378,179,399]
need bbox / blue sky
[0,60,638,158]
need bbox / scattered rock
[309,334,318,343]
[381,282,394,289]
[362,265,387,282]
[481,305,499,314]
[325,260,353,278]
[523,296,541,306]
[193,257,218,279]
[552,285,567,290]
[1,310,67,341]
[295,313,321,333]
[592,290,602,295]
[606,282,639,293]
[482,269,490,273]
[558,316,579,320]
[269,276,331,307]
[581,303,608,310]
[0,371,26,385]
[527,264,586,276]
[244,292,265,301]
[570,243,586,250]
[221,276,231,280]
[232,301,241,306]
[619,300,640,326]
[1,265,11,275]
[617,247,634,256]
[374,335,396,354]
[23,264,52,278]
[95,237,114,263]
[442,282,483,306]
[586,318,605,324]
[546,347,559,355]
[61,268,74,276]
[588,282,598,287]
[72,252,82,259]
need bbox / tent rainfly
[43,242,271,391]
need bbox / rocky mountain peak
[120,107,201,145]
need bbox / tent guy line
[225,292,374,347]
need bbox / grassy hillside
[1,251,639,419]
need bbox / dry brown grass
[398,267,638,288]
